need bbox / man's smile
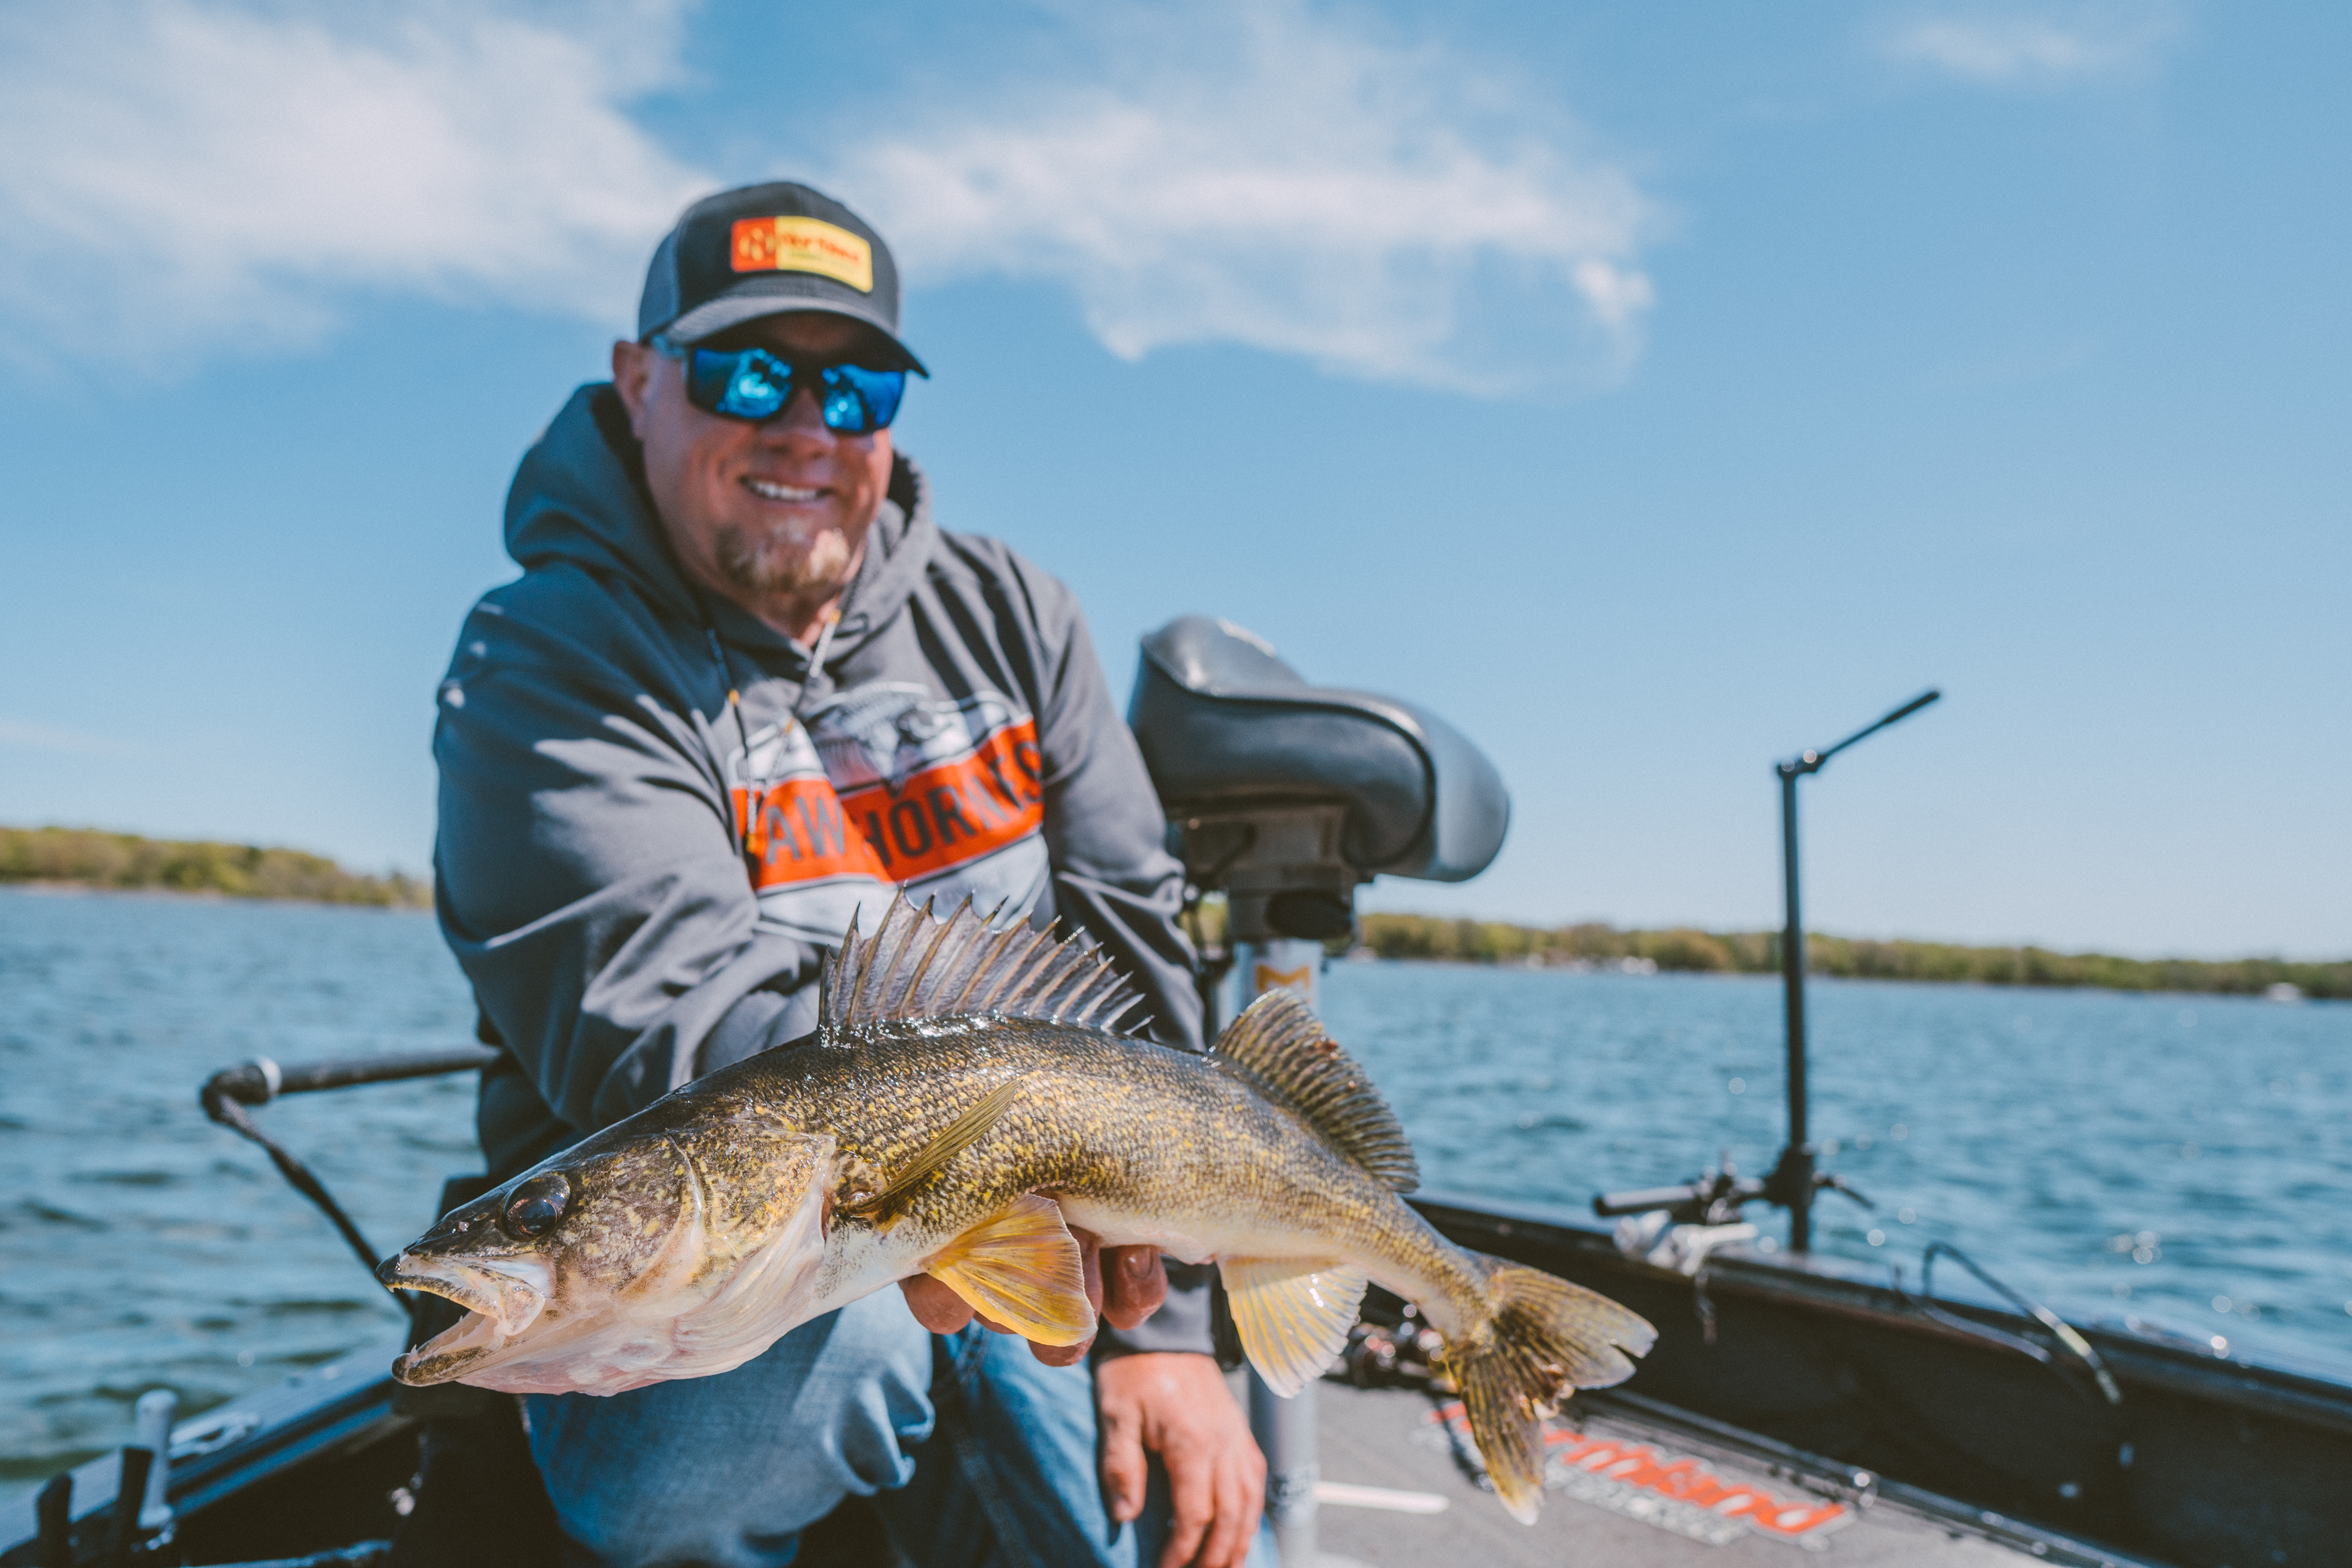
[743,477,826,503]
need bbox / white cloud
[0,1,1659,394]
[838,2,1658,394]
[0,0,706,363]
[1881,5,2181,87]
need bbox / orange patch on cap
[730,216,874,293]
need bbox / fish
[378,896,1655,1521]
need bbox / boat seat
[1127,615,1509,883]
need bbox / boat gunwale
[1406,1190,2352,1440]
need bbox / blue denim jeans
[524,1290,935,1566]
[524,1291,1276,1568]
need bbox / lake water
[4,887,2347,1511]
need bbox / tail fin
[1446,1260,1656,1523]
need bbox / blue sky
[1,0,2344,957]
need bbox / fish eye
[503,1172,570,1238]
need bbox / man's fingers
[898,1273,974,1333]
[1156,1446,1215,1568]
[1074,1225,1107,1317]
[1027,1328,1096,1366]
[1102,1245,1167,1331]
[1098,1353,1262,1568]
[1098,1379,1150,1525]
[1196,1444,1264,1568]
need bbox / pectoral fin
[840,1079,1021,1232]
[923,1194,1096,1346]
[1218,1257,1368,1397]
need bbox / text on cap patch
[731,216,874,292]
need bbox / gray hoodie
[433,384,1212,1352]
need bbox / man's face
[613,312,897,628]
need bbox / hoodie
[432,384,1212,1354]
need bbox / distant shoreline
[1353,913,2348,1002]
[8,826,2339,1000]
[0,880,433,912]
[1349,951,2338,1002]
[0,826,429,910]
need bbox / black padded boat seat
[1127,615,1509,883]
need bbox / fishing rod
[200,1046,501,1287]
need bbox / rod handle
[33,1473,71,1568]
[107,1447,153,1567]
[1592,1185,1702,1218]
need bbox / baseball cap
[637,182,926,374]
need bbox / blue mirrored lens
[690,348,792,420]
[684,349,906,433]
[820,365,905,432]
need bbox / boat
[9,619,2344,1566]
[13,1164,2345,1566]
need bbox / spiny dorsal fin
[820,893,1147,1038]
[1212,990,1419,1192]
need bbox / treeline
[0,826,429,909]
[1356,913,2350,1001]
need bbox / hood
[503,384,938,663]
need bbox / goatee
[713,524,858,601]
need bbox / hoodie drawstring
[710,608,842,877]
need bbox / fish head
[379,1095,837,1397]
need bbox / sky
[0,0,2345,958]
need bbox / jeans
[524,1290,936,1566]
[525,1290,1277,1568]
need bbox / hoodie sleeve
[1011,569,1220,1358]
[1024,584,1203,1056]
[433,598,821,1177]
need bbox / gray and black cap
[637,181,926,374]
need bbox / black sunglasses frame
[650,336,909,435]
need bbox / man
[433,183,1268,1567]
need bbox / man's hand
[898,1225,1168,1365]
[1097,1352,1265,1568]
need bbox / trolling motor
[1592,688,1938,1260]
[1126,614,1510,1568]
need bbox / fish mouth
[381,1254,552,1386]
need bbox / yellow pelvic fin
[922,1194,1096,1346]
[1217,1257,1368,1397]
[840,1078,1021,1231]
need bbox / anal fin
[1218,1257,1368,1397]
[923,1194,1096,1347]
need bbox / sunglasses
[653,338,908,434]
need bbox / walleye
[379,897,1654,1521]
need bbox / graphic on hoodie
[728,683,1049,944]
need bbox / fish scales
[742,1016,1481,1318]
[379,896,1655,1523]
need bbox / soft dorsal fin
[1212,991,1419,1192]
[820,893,1147,1039]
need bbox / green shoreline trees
[1356,913,2348,1001]
[5,826,2337,998]
[0,826,428,909]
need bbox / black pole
[1778,761,1815,1251]
[1769,688,1939,1254]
